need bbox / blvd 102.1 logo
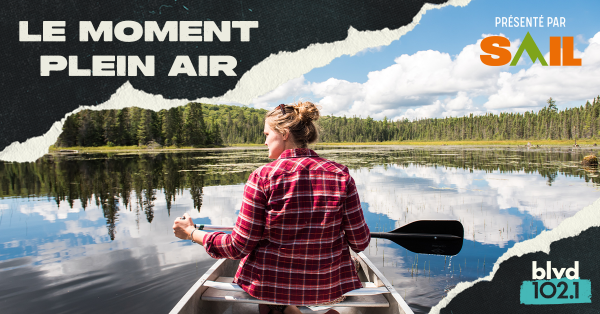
[480,32,582,66]
[520,261,591,304]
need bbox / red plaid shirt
[203,148,370,305]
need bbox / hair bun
[265,101,321,147]
[294,101,320,123]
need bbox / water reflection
[0,146,599,313]
[354,163,593,246]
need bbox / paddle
[194,220,464,256]
[370,220,464,256]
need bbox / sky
[244,0,600,121]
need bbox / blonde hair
[266,101,321,148]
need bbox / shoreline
[46,139,599,154]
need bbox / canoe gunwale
[169,258,229,314]
[356,252,414,314]
[171,251,415,314]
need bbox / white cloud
[484,43,592,110]
[250,32,600,121]
[402,101,444,121]
[311,78,365,116]
[251,76,312,109]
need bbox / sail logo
[480,32,581,66]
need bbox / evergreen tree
[183,102,206,146]
[57,114,79,147]
[547,97,558,113]
[137,110,153,145]
[103,110,118,146]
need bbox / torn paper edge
[429,196,600,314]
[0,0,471,163]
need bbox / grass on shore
[316,139,600,146]
[48,144,227,153]
[49,139,598,153]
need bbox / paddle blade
[391,220,464,238]
[387,234,463,256]
[371,220,464,255]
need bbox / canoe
[169,251,415,314]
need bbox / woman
[173,102,370,314]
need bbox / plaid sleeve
[203,170,267,259]
[341,176,371,252]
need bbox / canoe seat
[201,277,390,308]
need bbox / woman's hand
[173,213,196,240]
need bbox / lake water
[1,146,599,313]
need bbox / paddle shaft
[193,220,464,255]
[195,224,232,231]
[196,225,461,240]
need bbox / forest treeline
[56,103,266,147]
[54,96,600,147]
